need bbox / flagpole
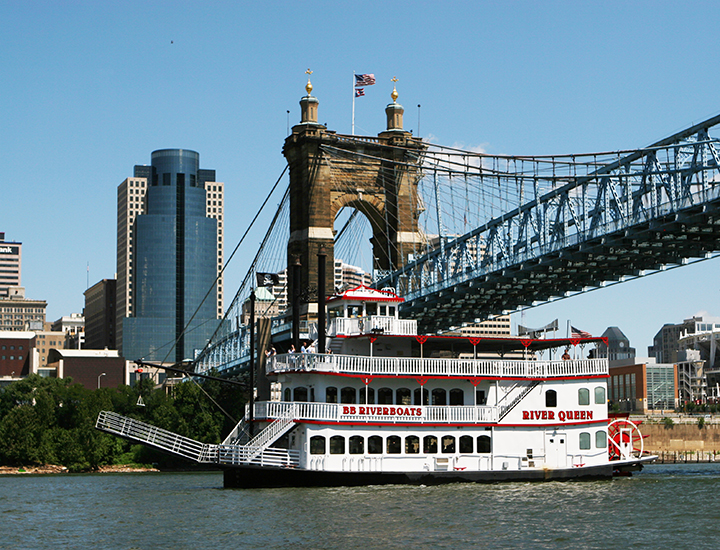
[352,71,356,135]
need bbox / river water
[2,464,719,549]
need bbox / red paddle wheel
[608,419,647,461]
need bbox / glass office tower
[123,149,220,363]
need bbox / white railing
[328,316,417,336]
[217,445,300,467]
[254,401,498,424]
[268,354,607,379]
[96,411,218,463]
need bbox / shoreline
[0,464,160,475]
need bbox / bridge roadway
[379,115,720,333]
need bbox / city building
[608,358,678,412]
[32,329,70,371]
[0,232,21,298]
[84,279,117,350]
[45,349,125,390]
[648,316,713,363]
[0,288,47,332]
[676,323,720,402]
[333,259,372,293]
[119,149,223,363]
[0,330,35,378]
[52,313,85,349]
[592,326,636,365]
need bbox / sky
[2,0,720,354]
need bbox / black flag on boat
[256,272,280,287]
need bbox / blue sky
[2,1,719,353]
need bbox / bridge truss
[379,115,720,332]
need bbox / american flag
[355,88,365,97]
[571,326,592,338]
[355,73,376,87]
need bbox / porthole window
[405,435,420,454]
[441,435,455,454]
[578,388,590,406]
[449,389,464,406]
[594,387,606,404]
[387,435,401,454]
[459,435,473,453]
[341,387,356,404]
[545,389,557,407]
[423,435,438,454]
[326,386,337,403]
[368,436,383,454]
[396,387,411,405]
[595,430,607,449]
[349,436,364,454]
[477,435,492,453]
[329,436,345,454]
[378,387,393,404]
[310,436,326,454]
[579,432,591,450]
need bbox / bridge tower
[282,77,426,312]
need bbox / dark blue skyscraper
[122,149,221,363]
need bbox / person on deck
[562,348,571,360]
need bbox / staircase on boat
[95,410,300,467]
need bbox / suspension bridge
[194,84,720,376]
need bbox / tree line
[0,373,247,472]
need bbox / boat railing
[268,354,607,378]
[254,401,499,424]
[328,316,418,337]
[216,445,301,468]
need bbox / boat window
[387,436,401,454]
[595,430,607,449]
[329,436,345,454]
[432,389,447,406]
[545,389,557,407]
[293,387,308,402]
[349,436,364,454]
[348,305,361,317]
[310,436,326,454]
[423,435,438,454]
[477,435,491,453]
[441,435,455,454]
[389,306,396,316]
[368,436,383,454]
[579,432,591,450]
[414,388,429,406]
[379,305,387,315]
[341,387,357,404]
[594,386,606,404]
[450,389,464,406]
[326,386,338,403]
[578,388,590,406]
[366,303,377,315]
[476,389,486,405]
[378,387,394,404]
[396,387,411,405]
[284,388,291,402]
[359,387,375,404]
[405,435,420,454]
[459,435,473,453]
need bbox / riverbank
[0,464,159,475]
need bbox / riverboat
[96,285,656,488]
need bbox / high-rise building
[118,149,224,362]
[0,232,22,298]
[84,279,116,350]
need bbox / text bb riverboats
[96,286,655,488]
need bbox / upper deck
[268,353,608,379]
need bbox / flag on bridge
[571,326,592,338]
[355,73,376,87]
[355,88,365,97]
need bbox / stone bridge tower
[282,77,426,312]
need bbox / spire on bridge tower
[385,76,404,132]
[299,68,321,126]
